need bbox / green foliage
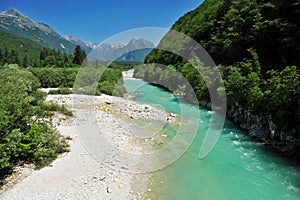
[0,32,127,180]
[20,124,42,156]
[45,102,73,117]
[109,62,138,71]
[32,123,69,169]
[137,0,300,141]
[73,65,126,97]
[31,63,126,97]
[146,0,299,69]
[0,129,23,170]
[0,65,69,178]
[30,67,79,88]
[38,48,74,68]
[0,15,76,54]
[48,88,72,95]
[263,66,300,134]
[225,64,263,112]
[73,45,87,65]
[0,65,42,132]
[0,38,85,68]
[0,29,44,65]
[112,84,127,97]
[98,81,114,95]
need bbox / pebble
[1,93,159,199]
[107,187,112,193]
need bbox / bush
[46,102,73,116]
[31,65,126,97]
[0,65,69,180]
[48,88,72,95]
[32,123,69,169]
[30,67,79,88]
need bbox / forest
[135,0,300,157]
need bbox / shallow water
[125,79,300,200]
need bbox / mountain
[115,48,153,63]
[0,8,154,62]
[0,29,44,61]
[0,8,76,54]
[64,34,154,62]
[86,42,100,49]
[89,38,155,62]
[64,35,92,54]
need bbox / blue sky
[0,0,203,43]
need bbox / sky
[0,0,203,43]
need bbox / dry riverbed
[0,93,176,200]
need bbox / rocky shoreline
[227,105,300,159]
[0,93,176,199]
[199,100,300,160]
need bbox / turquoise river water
[124,79,300,200]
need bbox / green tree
[0,65,69,174]
[137,0,300,152]
[73,45,87,65]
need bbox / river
[124,78,300,200]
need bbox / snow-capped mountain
[64,34,92,53]
[0,8,76,54]
[65,35,155,62]
[89,38,155,62]
[0,8,155,61]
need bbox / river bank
[199,100,300,160]
[124,78,300,200]
[0,91,176,199]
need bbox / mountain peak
[64,34,92,53]
[3,8,25,17]
[127,38,155,48]
[0,8,76,54]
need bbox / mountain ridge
[0,28,44,62]
[0,8,155,62]
[64,34,92,53]
[88,38,155,62]
[0,8,76,54]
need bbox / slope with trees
[0,8,76,54]
[0,29,44,65]
[136,0,300,157]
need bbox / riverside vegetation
[0,44,126,186]
[135,0,300,158]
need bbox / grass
[46,102,73,116]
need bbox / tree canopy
[136,0,300,146]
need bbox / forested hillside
[0,29,44,64]
[135,0,300,157]
[0,8,76,54]
[145,0,299,69]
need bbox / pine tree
[0,49,3,65]
[39,48,48,60]
[3,47,9,64]
[22,55,30,67]
[73,45,86,65]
